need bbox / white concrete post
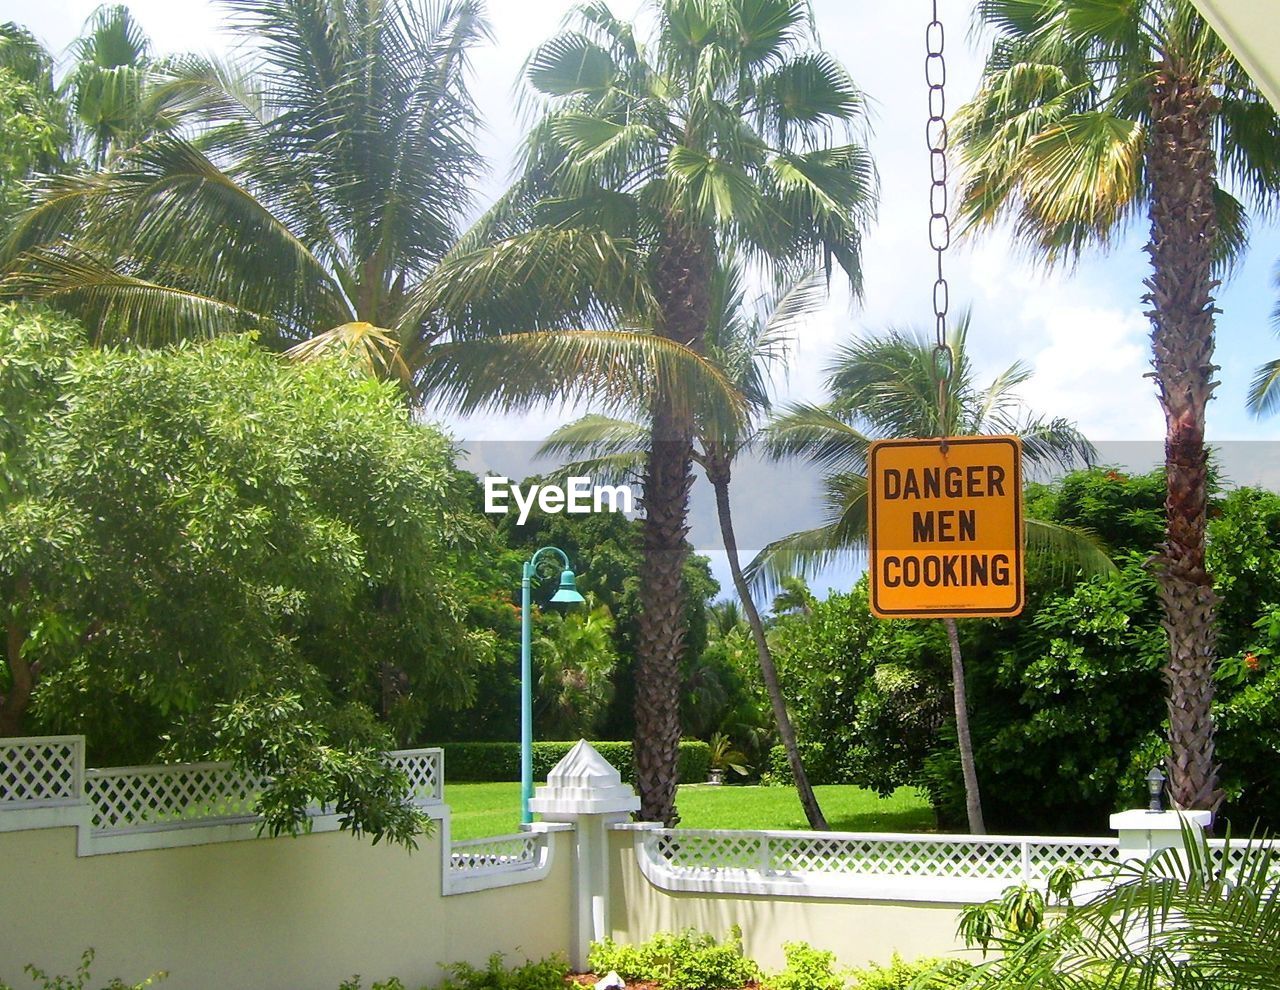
[1109,808,1213,860]
[528,741,640,970]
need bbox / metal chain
[927,0,952,442]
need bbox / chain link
[927,0,952,442]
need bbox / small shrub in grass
[436,954,569,990]
[588,930,760,990]
[846,955,969,990]
[766,942,846,990]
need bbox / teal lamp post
[520,546,585,824]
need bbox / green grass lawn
[443,781,935,841]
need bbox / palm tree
[462,0,874,824]
[535,594,619,739]
[953,0,1280,812]
[756,319,1104,833]
[540,262,835,828]
[67,5,165,169]
[2,0,739,425]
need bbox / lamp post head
[549,568,586,605]
[1146,766,1167,812]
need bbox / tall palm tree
[756,319,1103,832]
[953,0,1280,812]
[67,5,164,169]
[540,261,835,828]
[453,0,874,824]
[2,0,739,425]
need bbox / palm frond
[414,329,747,432]
[1024,518,1116,582]
[1,248,263,345]
[286,322,412,388]
[1249,347,1280,417]
[538,413,651,461]
[764,402,873,475]
[401,228,654,349]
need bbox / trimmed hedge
[442,740,711,785]
[767,742,845,786]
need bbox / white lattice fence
[86,762,266,833]
[449,833,540,875]
[644,828,1120,884]
[85,748,445,835]
[1206,837,1280,880]
[0,736,83,807]
[390,748,443,804]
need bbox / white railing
[85,748,445,836]
[1206,836,1280,880]
[442,825,564,896]
[626,825,1121,903]
[86,761,267,834]
[449,833,540,875]
[0,736,84,808]
[0,736,444,837]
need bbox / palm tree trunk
[707,456,828,830]
[1145,64,1223,812]
[633,217,711,825]
[944,617,985,834]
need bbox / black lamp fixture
[1146,766,1167,812]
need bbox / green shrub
[443,741,711,785]
[766,743,838,786]
[846,955,969,990]
[767,942,846,990]
[588,930,760,990]
[338,980,407,990]
[1,949,164,990]
[436,954,569,990]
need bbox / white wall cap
[1110,809,1213,831]
[528,740,640,816]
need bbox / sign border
[867,435,1024,619]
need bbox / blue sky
[7,0,1279,595]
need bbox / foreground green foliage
[589,930,760,990]
[0,306,497,843]
[941,828,1280,990]
[0,948,163,990]
[338,954,568,990]
[844,954,970,990]
[768,942,846,990]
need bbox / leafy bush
[338,979,407,990]
[436,954,569,990]
[846,954,968,990]
[767,942,845,990]
[766,743,834,785]
[0,311,499,844]
[588,930,760,990]
[0,948,164,990]
[443,741,710,785]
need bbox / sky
[8,0,1280,595]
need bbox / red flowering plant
[1216,608,1278,687]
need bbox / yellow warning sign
[868,436,1024,619]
